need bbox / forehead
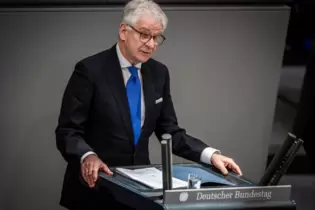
[135,16,163,34]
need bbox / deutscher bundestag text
[196,190,272,201]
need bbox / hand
[210,153,242,176]
[81,154,113,188]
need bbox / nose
[145,37,156,49]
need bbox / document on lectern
[115,167,188,189]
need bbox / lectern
[99,163,296,210]
[99,129,298,210]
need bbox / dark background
[283,1,314,66]
[0,0,313,66]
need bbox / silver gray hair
[121,0,168,32]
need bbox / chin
[137,55,151,63]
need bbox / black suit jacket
[55,44,209,209]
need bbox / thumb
[100,163,113,176]
[216,161,229,175]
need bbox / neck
[118,40,138,66]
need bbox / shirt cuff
[200,147,221,165]
[80,151,96,164]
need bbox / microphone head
[161,133,172,141]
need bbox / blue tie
[126,66,141,145]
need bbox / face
[119,16,163,65]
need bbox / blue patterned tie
[126,66,141,145]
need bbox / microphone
[258,133,304,186]
[160,133,173,191]
[268,138,303,185]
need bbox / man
[55,0,242,209]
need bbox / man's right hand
[81,154,113,188]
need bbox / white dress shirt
[81,43,220,164]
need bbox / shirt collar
[116,43,142,70]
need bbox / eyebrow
[138,27,151,33]
[138,27,162,35]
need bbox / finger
[226,160,242,175]
[215,161,229,175]
[225,158,242,174]
[81,164,92,186]
[100,163,113,176]
[92,164,100,182]
[230,163,242,175]
[81,165,88,183]
[87,163,96,187]
[85,164,90,177]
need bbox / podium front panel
[99,164,296,210]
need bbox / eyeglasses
[127,24,166,46]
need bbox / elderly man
[55,0,242,209]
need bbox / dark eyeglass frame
[127,24,166,46]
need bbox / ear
[119,24,128,41]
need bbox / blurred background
[271,0,314,174]
[270,1,315,209]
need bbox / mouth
[140,50,151,56]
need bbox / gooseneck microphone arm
[160,133,173,191]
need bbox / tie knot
[128,66,138,78]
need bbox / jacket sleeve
[55,62,94,163]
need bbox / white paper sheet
[115,167,188,189]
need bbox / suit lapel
[140,62,155,139]
[103,45,134,146]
